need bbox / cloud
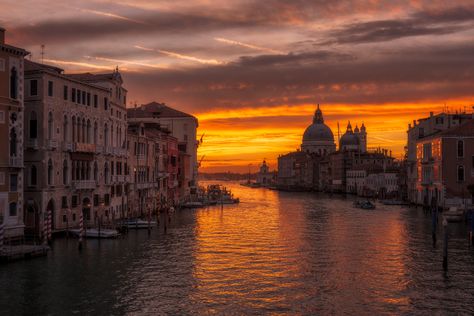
[134,45,224,65]
[325,6,474,44]
[214,37,285,54]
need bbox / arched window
[72,116,76,142]
[29,111,38,139]
[9,202,17,216]
[94,122,98,144]
[71,161,76,181]
[82,118,86,143]
[94,162,98,181]
[104,162,109,184]
[10,127,17,157]
[111,123,114,147]
[63,115,68,142]
[31,165,37,186]
[63,160,68,185]
[47,159,53,185]
[104,124,109,147]
[457,140,464,158]
[458,165,465,182]
[48,112,53,140]
[87,119,91,143]
[10,67,18,99]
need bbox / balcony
[114,148,127,157]
[72,180,96,190]
[26,139,38,150]
[136,182,155,189]
[115,175,126,183]
[73,143,96,153]
[48,139,58,150]
[105,147,114,155]
[95,145,103,154]
[9,156,23,168]
[62,142,73,152]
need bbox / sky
[1,0,473,173]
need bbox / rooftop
[127,101,197,120]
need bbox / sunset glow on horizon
[2,0,473,173]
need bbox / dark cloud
[325,6,474,44]
[122,43,474,111]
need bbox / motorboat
[123,219,157,229]
[182,201,205,208]
[443,207,464,223]
[69,228,119,238]
[354,200,376,210]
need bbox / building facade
[256,160,274,186]
[0,28,29,240]
[415,118,474,208]
[23,61,128,237]
[127,102,198,200]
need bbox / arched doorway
[82,198,91,224]
[24,200,40,240]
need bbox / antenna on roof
[40,44,45,64]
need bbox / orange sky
[1,0,473,172]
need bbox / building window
[418,128,424,138]
[47,159,53,185]
[48,112,53,139]
[72,88,76,102]
[94,194,99,207]
[63,115,68,142]
[94,162,98,181]
[63,85,68,100]
[87,93,90,106]
[77,89,81,104]
[10,67,18,99]
[29,111,38,139]
[9,202,17,217]
[104,97,108,110]
[0,111,4,124]
[82,91,86,105]
[94,94,98,107]
[10,128,17,156]
[30,165,37,186]
[457,140,464,158]
[458,165,465,182]
[0,172,4,185]
[10,174,18,192]
[72,195,78,208]
[63,160,68,185]
[48,80,54,97]
[61,196,68,209]
[30,79,38,96]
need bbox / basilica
[277,104,398,195]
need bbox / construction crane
[198,155,206,168]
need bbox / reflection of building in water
[278,104,399,195]
[256,160,274,187]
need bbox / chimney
[430,111,433,117]
[0,27,5,44]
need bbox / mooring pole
[432,206,437,247]
[442,218,448,272]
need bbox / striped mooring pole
[47,209,52,242]
[78,212,84,251]
[42,215,48,245]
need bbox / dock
[0,245,49,263]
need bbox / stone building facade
[23,60,128,237]
[0,28,29,240]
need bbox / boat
[68,228,119,238]
[122,219,157,229]
[443,207,464,223]
[182,201,205,208]
[381,200,410,206]
[354,200,376,210]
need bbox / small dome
[340,133,360,146]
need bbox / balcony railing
[48,139,58,149]
[72,180,96,190]
[73,143,96,153]
[95,145,103,154]
[9,156,23,168]
[105,147,114,155]
[26,139,38,150]
[62,142,73,152]
[136,182,155,189]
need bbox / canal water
[1,182,474,315]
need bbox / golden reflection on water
[191,182,410,314]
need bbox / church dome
[302,105,335,143]
[340,121,360,148]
